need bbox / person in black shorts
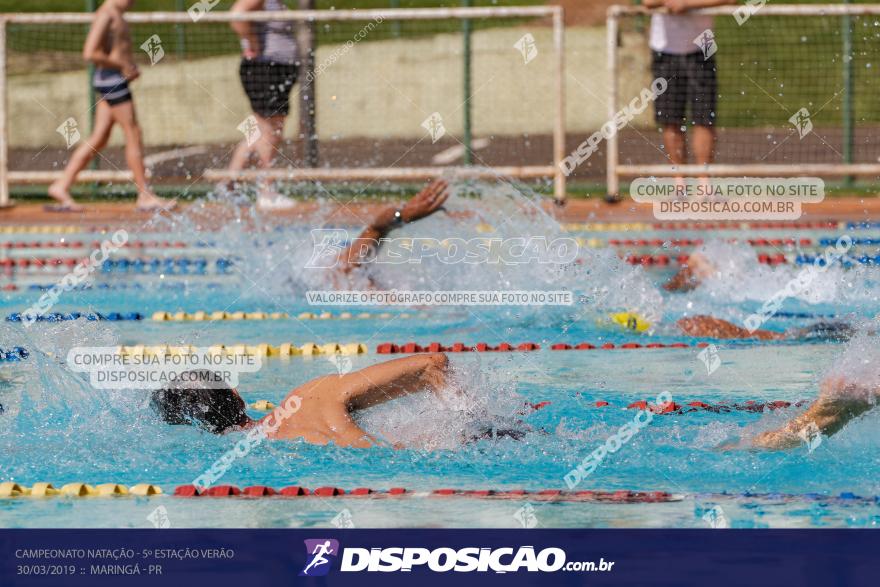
[643,1,735,171]
[228,0,300,210]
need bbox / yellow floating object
[0,482,26,497]
[228,311,246,320]
[298,312,315,320]
[318,312,333,320]
[300,342,319,355]
[339,312,353,320]
[130,484,163,496]
[171,311,188,321]
[226,344,247,355]
[251,400,276,411]
[144,345,169,356]
[208,344,226,355]
[269,312,288,319]
[96,483,129,496]
[609,312,652,333]
[61,483,98,497]
[210,311,227,320]
[357,313,372,319]
[339,343,367,355]
[246,343,271,357]
[191,311,208,321]
[319,343,341,354]
[168,345,194,356]
[30,483,60,497]
[246,312,267,320]
[152,311,170,321]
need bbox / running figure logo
[692,29,718,60]
[421,112,446,143]
[513,33,538,64]
[140,34,165,66]
[56,117,81,149]
[237,115,262,147]
[789,107,814,139]
[299,539,340,577]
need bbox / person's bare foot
[136,192,177,212]
[47,182,85,212]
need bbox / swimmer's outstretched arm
[676,315,785,340]
[338,180,449,273]
[752,377,880,449]
[338,353,450,410]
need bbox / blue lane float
[0,347,28,361]
[819,236,880,246]
[794,254,880,266]
[6,312,144,322]
[21,282,227,292]
[99,258,233,275]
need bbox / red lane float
[591,399,808,414]
[625,253,789,266]
[377,341,702,354]
[606,237,813,247]
[0,240,193,250]
[170,486,682,503]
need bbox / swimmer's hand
[400,180,449,223]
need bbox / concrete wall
[8,26,651,149]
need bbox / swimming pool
[2,187,879,529]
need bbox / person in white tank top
[642,0,736,175]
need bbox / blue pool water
[1,186,880,528]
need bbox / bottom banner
[1,529,875,586]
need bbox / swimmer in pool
[151,353,452,447]
[675,315,855,342]
[663,252,716,292]
[750,375,879,449]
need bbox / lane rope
[5,311,422,322]
[591,399,809,414]
[3,482,877,505]
[0,341,713,360]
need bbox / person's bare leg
[691,125,716,165]
[110,100,175,210]
[217,139,255,194]
[254,114,295,209]
[692,124,715,194]
[254,114,285,169]
[663,124,687,193]
[48,101,115,211]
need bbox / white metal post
[0,18,9,208]
[606,8,619,201]
[552,6,566,204]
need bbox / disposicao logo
[300,539,340,576]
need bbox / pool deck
[0,197,878,226]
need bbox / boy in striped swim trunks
[48,0,175,212]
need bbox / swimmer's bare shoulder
[266,354,449,447]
